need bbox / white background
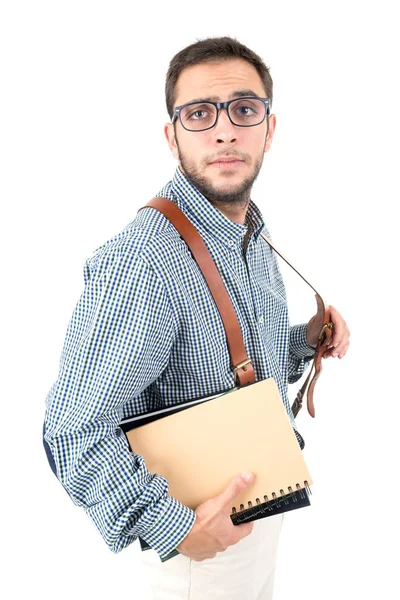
[1,1,399,598]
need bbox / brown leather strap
[140,197,255,386]
[140,197,333,416]
[259,233,334,417]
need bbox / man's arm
[43,247,196,559]
[289,295,351,383]
[287,323,316,384]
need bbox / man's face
[164,58,276,207]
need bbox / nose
[212,107,237,144]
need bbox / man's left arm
[288,323,316,384]
[288,297,350,383]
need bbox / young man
[43,37,349,599]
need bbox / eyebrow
[183,89,260,105]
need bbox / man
[43,37,349,599]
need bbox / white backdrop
[1,1,398,598]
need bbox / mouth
[210,158,244,169]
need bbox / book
[120,377,312,561]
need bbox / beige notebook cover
[124,377,312,511]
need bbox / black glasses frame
[172,97,271,132]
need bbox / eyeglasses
[172,97,271,132]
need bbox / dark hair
[165,36,273,119]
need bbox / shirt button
[228,239,235,248]
[259,315,264,325]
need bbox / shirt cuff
[140,495,196,560]
[290,323,316,359]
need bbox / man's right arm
[43,247,196,560]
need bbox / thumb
[217,472,254,509]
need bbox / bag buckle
[318,322,334,344]
[234,359,253,384]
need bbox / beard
[175,137,266,212]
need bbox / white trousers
[139,513,284,600]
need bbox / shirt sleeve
[288,323,316,384]
[43,247,196,559]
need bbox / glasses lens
[228,98,266,126]
[180,103,217,131]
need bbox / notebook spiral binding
[139,481,312,561]
[230,481,312,525]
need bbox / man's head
[164,37,276,210]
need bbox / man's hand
[306,295,350,359]
[176,472,255,562]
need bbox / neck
[210,200,249,225]
[177,165,252,225]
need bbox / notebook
[120,377,312,561]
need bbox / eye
[186,106,211,120]
[182,103,215,122]
[234,103,258,116]
[231,99,264,119]
[238,106,255,115]
[189,109,208,120]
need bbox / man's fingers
[327,306,350,351]
[236,520,254,538]
[217,473,254,509]
[329,307,345,346]
[324,340,350,359]
[338,341,350,359]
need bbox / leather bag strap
[140,197,333,417]
[140,197,255,386]
[259,233,334,417]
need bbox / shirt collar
[170,166,266,250]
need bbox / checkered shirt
[43,166,316,560]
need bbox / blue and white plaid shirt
[43,166,316,560]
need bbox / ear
[264,113,276,153]
[164,122,180,161]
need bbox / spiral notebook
[120,377,312,561]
